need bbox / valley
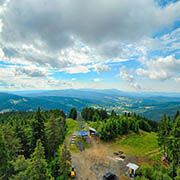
[1,89,180,121]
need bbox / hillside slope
[0,90,180,121]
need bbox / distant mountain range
[0,89,180,121]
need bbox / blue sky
[0,0,179,92]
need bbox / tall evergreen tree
[69,108,77,120]
[2,125,22,159]
[158,115,172,156]
[110,110,117,117]
[0,129,9,179]
[9,155,31,180]
[46,117,65,159]
[168,115,180,176]
[31,108,46,152]
[14,125,30,158]
[28,140,53,180]
[59,145,71,179]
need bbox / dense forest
[0,107,179,179]
[0,108,71,179]
[81,107,158,140]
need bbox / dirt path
[71,138,135,180]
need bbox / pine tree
[69,108,77,120]
[31,108,46,152]
[46,117,65,158]
[14,125,30,158]
[158,114,172,156]
[175,110,180,120]
[60,145,71,179]
[9,155,30,180]
[0,129,9,179]
[2,125,22,159]
[168,116,180,177]
[28,140,53,180]
[110,110,117,117]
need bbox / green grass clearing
[111,131,160,157]
[66,118,78,138]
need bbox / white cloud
[0,66,71,90]
[94,64,110,73]
[175,77,180,82]
[63,65,90,74]
[15,66,49,78]
[71,78,76,81]
[0,47,4,58]
[0,0,179,91]
[136,56,180,80]
[0,0,179,66]
[93,78,101,82]
[120,67,142,90]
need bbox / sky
[0,0,179,92]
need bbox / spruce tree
[0,129,9,179]
[28,140,53,180]
[69,108,77,120]
[60,145,71,179]
[46,117,65,159]
[31,108,46,152]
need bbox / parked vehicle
[103,172,117,180]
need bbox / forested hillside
[0,90,180,121]
[0,107,179,179]
[0,109,71,179]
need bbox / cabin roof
[126,163,139,170]
[89,127,97,132]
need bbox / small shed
[89,127,97,136]
[77,131,88,137]
[126,163,139,178]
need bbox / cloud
[93,78,101,82]
[0,66,72,90]
[0,47,4,58]
[71,78,76,81]
[136,56,180,80]
[0,0,179,91]
[175,77,180,82]
[94,64,110,73]
[63,65,90,74]
[120,67,142,90]
[0,0,180,62]
[15,66,48,78]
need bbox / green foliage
[31,108,46,152]
[0,129,9,179]
[94,111,157,141]
[29,140,53,180]
[158,111,180,176]
[69,107,77,120]
[175,168,180,180]
[10,140,53,180]
[59,145,71,180]
[135,164,172,180]
[0,109,67,179]
[14,124,30,158]
[46,116,66,158]
[10,155,31,180]
[81,107,108,121]
[2,125,22,159]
